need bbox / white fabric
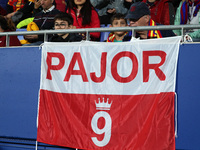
[40,36,181,95]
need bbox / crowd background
[0,0,200,47]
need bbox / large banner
[37,37,181,150]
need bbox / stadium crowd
[0,0,200,47]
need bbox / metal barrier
[0,24,200,46]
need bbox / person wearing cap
[123,1,175,41]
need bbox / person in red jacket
[142,0,175,25]
[66,0,100,41]
[0,15,21,47]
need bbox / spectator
[6,0,34,20]
[6,0,42,26]
[0,15,21,47]
[174,0,200,42]
[106,13,128,42]
[6,0,32,13]
[124,2,175,41]
[66,0,100,41]
[142,0,175,25]
[49,12,82,42]
[23,0,60,46]
[90,0,132,25]
[13,0,68,28]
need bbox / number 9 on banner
[91,111,112,147]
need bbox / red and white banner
[37,37,181,150]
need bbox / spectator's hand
[107,8,116,14]
[6,12,16,19]
[184,34,193,42]
[34,0,41,9]
[62,0,67,6]
[125,0,133,2]
[72,26,76,29]
[24,35,38,40]
[79,33,86,40]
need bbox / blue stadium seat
[100,24,111,42]
[16,28,27,41]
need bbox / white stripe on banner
[40,36,181,95]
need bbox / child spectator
[66,0,100,41]
[174,0,200,42]
[49,12,82,42]
[0,15,21,47]
[106,13,128,42]
[142,0,175,25]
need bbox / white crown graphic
[95,97,112,110]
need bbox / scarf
[106,33,115,42]
[106,32,128,42]
[8,0,25,11]
[181,0,200,24]
[147,19,162,38]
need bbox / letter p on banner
[37,37,181,150]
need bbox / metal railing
[1,24,200,47]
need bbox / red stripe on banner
[37,90,175,150]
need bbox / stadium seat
[100,24,111,42]
[16,28,27,41]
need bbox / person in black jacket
[49,12,82,42]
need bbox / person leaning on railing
[0,15,21,47]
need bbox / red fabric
[143,0,172,25]
[66,8,100,40]
[0,31,21,47]
[37,90,175,150]
[54,0,66,12]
